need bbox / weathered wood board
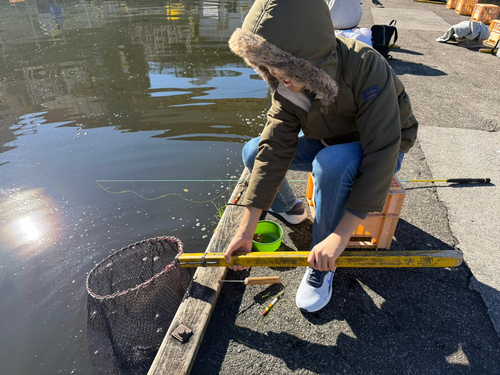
[148,169,250,375]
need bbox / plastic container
[252,220,283,252]
[446,0,459,9]
[485,21,500,46]
[489,19,500,33]
[455,0,478,15]
[306,173,406,250]
[471,4,500,24]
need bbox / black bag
[371,20,398,59]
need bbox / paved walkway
[192,1,500,373]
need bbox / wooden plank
[148,169,250,375]
[177,250,464,268]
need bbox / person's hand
[307,233,348,271]
[308,211,362,271]
[224,232,253,271]
[224,205,262,271]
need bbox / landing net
[86,236,194,374]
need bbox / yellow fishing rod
[97,178,491,184]
[399,178,490,183]
[175,250,464,269]
[96,177,491,202]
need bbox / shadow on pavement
[390,60,447,76]
[390,219,456,250]
[192,219,500,374]
[193,264,500,374]
[389,48,424,56]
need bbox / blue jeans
[242,132,404,248]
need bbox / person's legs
[311,141,364,247]
[312,146,405,247]
[296,142,363,312]
[297,146,405,312]
[242,132,325,213]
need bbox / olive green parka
[229,0,418,213]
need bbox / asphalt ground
[191,1,500,374]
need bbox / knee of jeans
[312,151,361,186]
[242,137,260,170]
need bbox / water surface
[0,0,265,373]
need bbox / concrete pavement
[365,0,500,336]
[191,1,500,373]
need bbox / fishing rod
[398,178,490,183]
[97,178,491,184]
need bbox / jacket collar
[229,28,338,106]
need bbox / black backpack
[371,20,398,59]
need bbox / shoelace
[307,269,327,287]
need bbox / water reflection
[0,0,262,142]
[37,0,64,34]
[0,188,62,257]
[0,1,262,374]
[148,66,266,100]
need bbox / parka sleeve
[240,92,302,210]
[348,51,401,212]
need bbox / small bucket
[252,220,283,252]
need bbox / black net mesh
[86,236,194,375]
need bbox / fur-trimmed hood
[229,0,339,106]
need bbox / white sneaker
[269,199,308,225]
[295,267,335,312]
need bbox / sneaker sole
[268,209,308,225]
[296,271,335,312]
[296,284,332,313]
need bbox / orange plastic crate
[485,20,500,46]
[455,0,478,15]
[488,20,500,33]
[446,0,459,9]
[305,173,406,250]
[471,4,500,24]
[489,19,500,33]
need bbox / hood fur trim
[229,28,338,106]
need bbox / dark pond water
[0,0,265,373]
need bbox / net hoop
[86,236,184,301]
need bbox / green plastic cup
[252,220,283,252]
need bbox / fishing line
[96,179,309,183]
[97,176,491,203]
[97,178,490,184]
[97,182,236,204]
[213,10,226,66]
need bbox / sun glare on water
[0,188,61,257]
[15,216,41,242]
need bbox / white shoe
[295,267,335,312]
[269,199,308,225]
